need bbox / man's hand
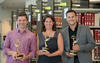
[73,44,80,52]
[10,51,17,60]
[66,52,74,57]
[16,53,26,61]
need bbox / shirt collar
[16,28,27,33]
[69,23,78,32]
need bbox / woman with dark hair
[42,15,56,32]
[37,15,63,63]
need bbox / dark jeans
[74,56,80,63]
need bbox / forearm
[7,50,15,56]
[3,47,14,56]
[49,50,63,57]
[79,43,95,52]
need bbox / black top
[38,32,59,53]
[69,24,78,50]
[69,24,79,62]
[37,32,62,63]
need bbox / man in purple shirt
[3,12,37,63]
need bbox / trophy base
[42,49,47,52]
[69,50,77,56]
[17,54,23,59]
[42,47,48,52]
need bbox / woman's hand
[36,50,45,55]
[44,51,51,57]
[66,52,74,58]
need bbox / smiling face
[16,16,28,29]
[66,12,77,26]
[44,17,54,30]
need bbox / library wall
[92,13,100,61]
[0,7,12,42]
[1,19,11,39]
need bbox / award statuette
[42,36,50,51]
[15,39,23,59]
[69,35,77,56]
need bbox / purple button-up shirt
[3,29,37,63]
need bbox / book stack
[93,29,100,43]
[76,13,82,24]
[54,17,62,27]
[77,13,95,26]
[93,46,100,60]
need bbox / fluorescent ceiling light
[72,4,80,7]
[90,0,100,1]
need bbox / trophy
[69,35,77,56]
[42,36,50,51]
[15,39,23,59]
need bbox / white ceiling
[0,0,25,9]
[90,0,100,3]
[0,0,100,9]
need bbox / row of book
[92,46,100,60]
[93,29,100,43]
[77,13,95,26]
[54,13,96,27]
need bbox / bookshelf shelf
[96,43,100,46]
[56,26,62,29]
[92,46,100,61]
[90,26,100,29]
[72,8,100,13]
[54,10,62,13]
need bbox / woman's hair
[42,15,56,32]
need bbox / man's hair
[17,12,28,20]
[66,10,77,16]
